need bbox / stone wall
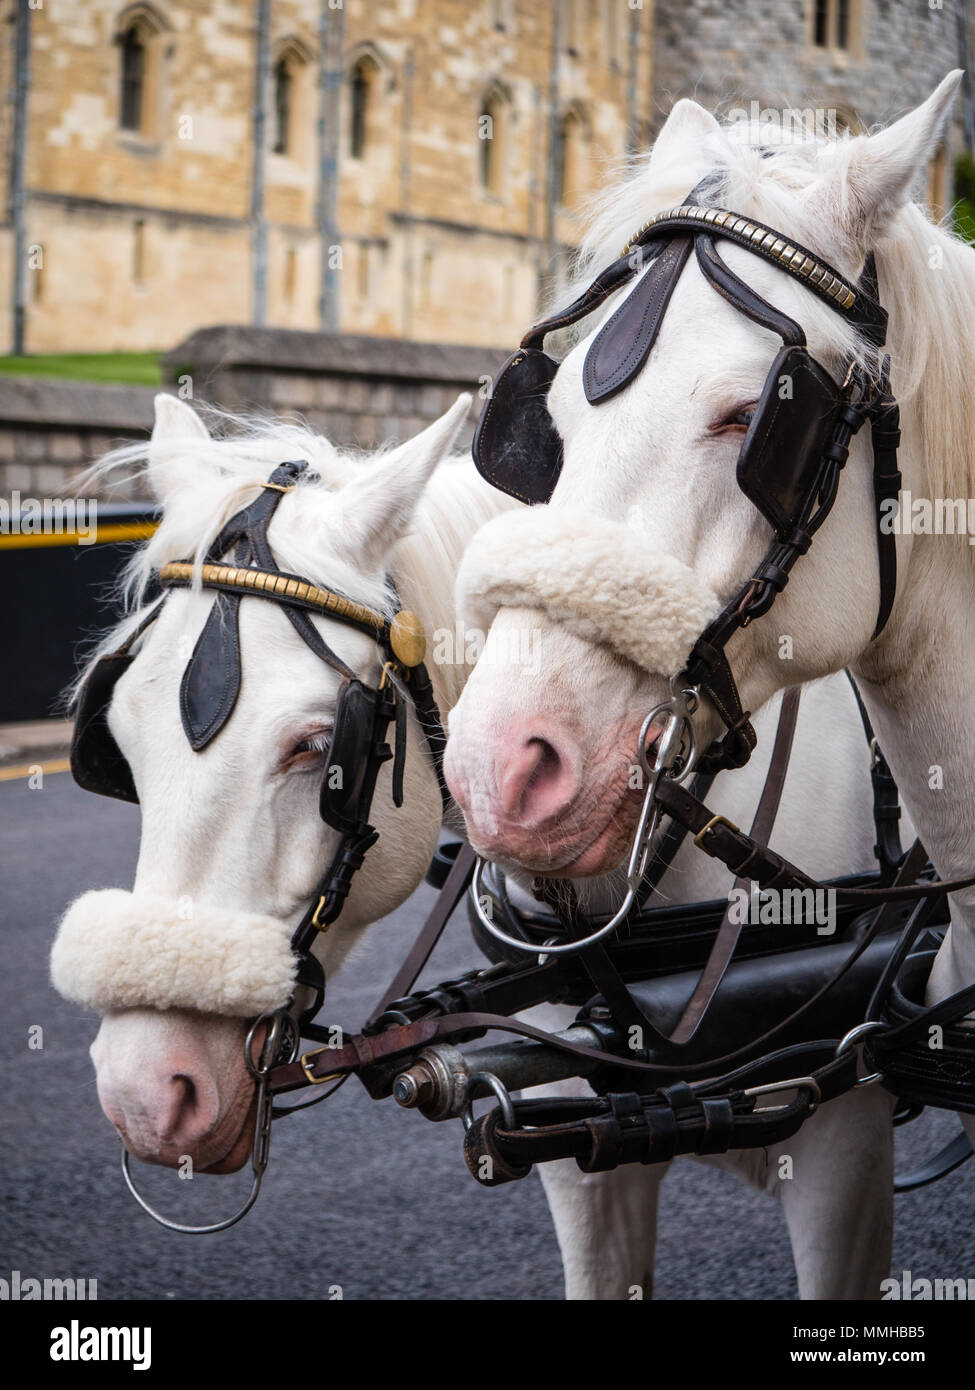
[0,328,509,501]
[163,324,508,452]
[0,376,158,502]
[653,0,972,180]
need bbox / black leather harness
[71,199,975,1221]
[70,459,451,1021]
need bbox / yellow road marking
[0,521,157,550]
[0,757,72,782]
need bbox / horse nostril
[527,737,560,787]
[163,1074,198,1140]
[501,734,578,827]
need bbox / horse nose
[499,729,581,828]
[158,1071,211,1145]
[96,1056,223,1161]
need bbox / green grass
[0,352,162,386]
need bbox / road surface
[2,771,972,1300]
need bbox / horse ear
[648,99,725,173]
[327,393,472,569]
[148,395,211,503]
[807,71,962,244]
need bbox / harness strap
[463,1055,856,1183]
[271,852,924,1095]
[869,384,901,638]
[655,780,975,904]
[894,1130,973,1193]
[268,1007,855,1094]
[670,686,801,1045]
[533,878,675,1051]
[635,768,716,908]
[844,670,904,882]
[367,842,478,1025]
[536,688,801,1054]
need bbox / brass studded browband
[622,204,859,315]
[159,561,428,668]
[160,561,386,629]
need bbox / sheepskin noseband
[457,507,721,676]
[50,889,298,1017]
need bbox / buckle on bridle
[694,813,740,850]
[742,1075,822,1113]
[310,895,331,931]
[299,1045,343,1086]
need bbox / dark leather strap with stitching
[654,779,975,904]
[670,686,801,1044]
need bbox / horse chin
[484,781,644,881]
[550,794,643,879]
[199,1089,259,1175]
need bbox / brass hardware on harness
[389,610,426,668]
[261,483,296,493]
[378,660,401,692]
[621,206,859,314]
[159,562,387,634]
[694,813,740,849]
[310,895,331,931]
[299,1046,343,1086]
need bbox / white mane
[73,407,511,709]
[563,118,975,515]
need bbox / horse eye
[290,731,332,761]
[710,404,757,433]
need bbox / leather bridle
[71,459,453,1232]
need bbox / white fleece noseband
[458,507,721,675]
[51,889,298,1017]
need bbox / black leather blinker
[737,345,843,537]
[472,348,564,504]
[70,653,139,803]
[319,678,394,836]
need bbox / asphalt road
[2,771,973,1301]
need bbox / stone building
[2,0,972,357]
[0,0,653,354]
[653,0,974,217]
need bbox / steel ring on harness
[122,1009,298,1235]
[461,1071,517,1132]
[834,1019,889,1088]
[470,689,700,957]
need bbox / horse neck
[389,462,515,717]
[855,543,975,987]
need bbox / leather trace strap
[844,670,904,881]
[367,842,478,1025]
[655,778,975,904]
[670,685,801,1044]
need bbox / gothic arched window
[120,25,146,131]
[350,57,379,160]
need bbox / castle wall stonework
[653,0,972,165]
[4,2,972,356]
[0,329,508,501]
[7,0,653,354]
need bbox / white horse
[446,75,971,1296]
[51,391,505,1174]
[53,396,889,1297]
